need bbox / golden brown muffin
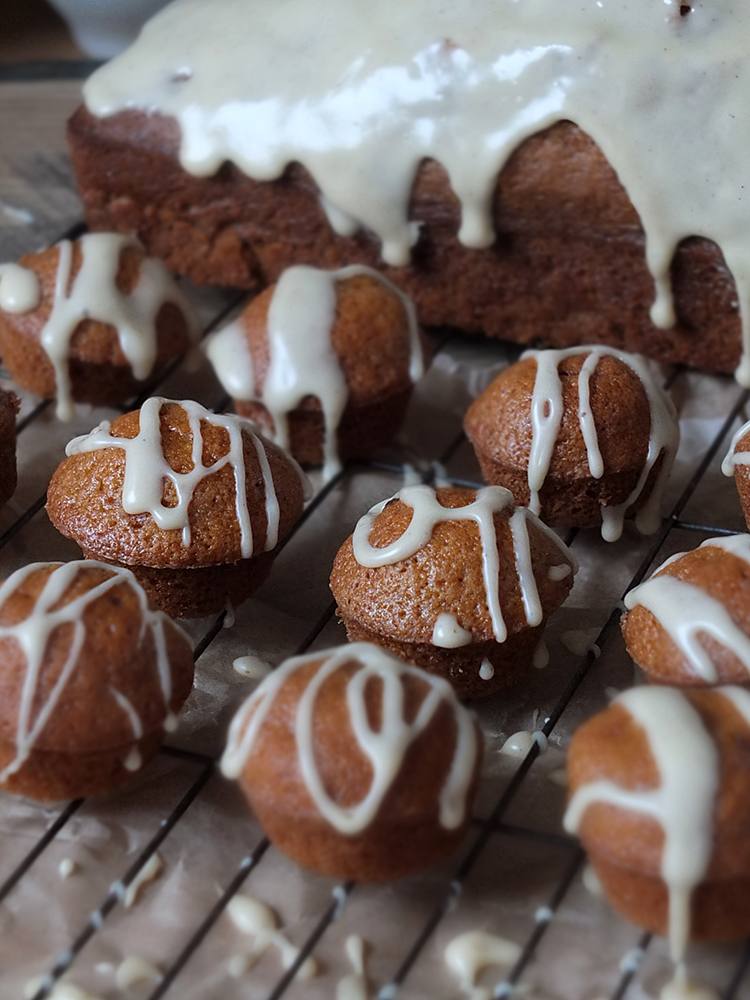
[0,388,19,510]
[330,485,576,699]
[463,347,679,541]
[0,233,200,421]
[0,560,194,801]
[622,535,750,686]
[220,642,482,881]
[565,686,750,968]
[206,265,430,479]
[46,397,310,618]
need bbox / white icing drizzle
[721,419,750,476]
[65,397,308,557]
[500,730,547,759]
[660,964,719,1000]
[227,894,317,980]
[33,235,199,421]
[123,852,163,909]
[432,613,473,649]
[208,265,423,482]
[0,262,41,313]
[58,858,76,879]
[478,659,494,681]
[564,687,720,965]
[221,642,478,833]
[523,346,678,541]
[533,637,549,669]
[114,957,161,991]
[351,484,575,644]
[233,654,273,680]
[84,1,750,385]
[582,863,602,897]
[0,562,184,784]
[561,629,601,659]
[337,935,369,1000]
[548,564,572,582]
[123,747,143,772]
[624,535,750,682]
[444,930,521,1000]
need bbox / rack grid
[0,214,748,1000]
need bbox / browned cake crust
[729,428,750,532]
[232,273,431,465]
[330,487,575,699]
[234,655,482,881]
[0,388,19,510]
[567,692,750,942]
[69,107,741,374]
[621,543,750,686]
[0,241,192,407]
[0,562,194,800]
[46,402,307,617]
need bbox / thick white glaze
[227,894,317,980]
[84,1,750,383]
[221,642,479,834]
[66,397,310,556]
[207,264,424,482]
[444,930,521,1000]
[0,561,186,784]
[721,419,750,476]
[564,687,720,965]
[0,262,40,313]
[522,346,678,541]
[351,484,575,644]
[624,535,750,682]
[28,234,199,421]
[337,935,369,1000]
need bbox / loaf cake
[206,264,428,481]
[330,484,577,699]
[221,642,482,880]
[464,346,679,541]
[68,0,750,380]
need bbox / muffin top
[221,642,481,834]
[330,485,576,646]
[47,397,311,568]
[622,535,750,686]
[0,560,194,769]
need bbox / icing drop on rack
[337,935,370,1000]
[221,642,479,834]
[207,265,423,483]
[0,562,184,785]
[123,852,163,909]
[522,346,678,541]
[227,894,318,980]
[0,262,40,313]
[444,930,521,1000]
[351,484,575,644]
[66,397,308,557]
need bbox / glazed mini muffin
[46,397,310,618]
[565,685,750,993]
[0,233,200,421]
[723,417,750,529]
[0,388,19,510]
[330,484,577,699]
[221,642,481,881]
[206,265,429,481]
[622,534,750,686]
[463,346,679,541]
[0,560,194,800]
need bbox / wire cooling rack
[1,216,750,1000]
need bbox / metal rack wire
[0,221,748,1000]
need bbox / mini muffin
[463,346,679,541]
[0,233,200,421]
[330,484,577,699]
[723,418,750,529]
[0,388,19,510]
[0,560,194,800]
[565,686,750,977]
[221,642,481,881]
[206,265,429,481]
[46,397,310,618]
[622,534,750,686]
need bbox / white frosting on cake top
[85,0,750,382]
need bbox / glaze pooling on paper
[221,642,479,834]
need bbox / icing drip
[564,687,720,965]
[337,935,369,1000]
[431,612,473,648]
[123,852,163,908]
[548,563,572,582]
[660,964,719,1000]
[478,658,494,680]
[523,346,678,541]
[561,629,601,658]
[207,265,423,482]
[221,642,478,833]
[500,730,547,759]
[721,419,750,475]
[227,894,317,980]
[0,562,183,784]
[65,397,305,557]
[351,484,575,643]
[0,262,40,313]
[114,957,161,990]
[233,654,273,679]
[59,858,76,879]
[37,235,199,421]
[444,930,521,1000]
[624,535,750,681]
